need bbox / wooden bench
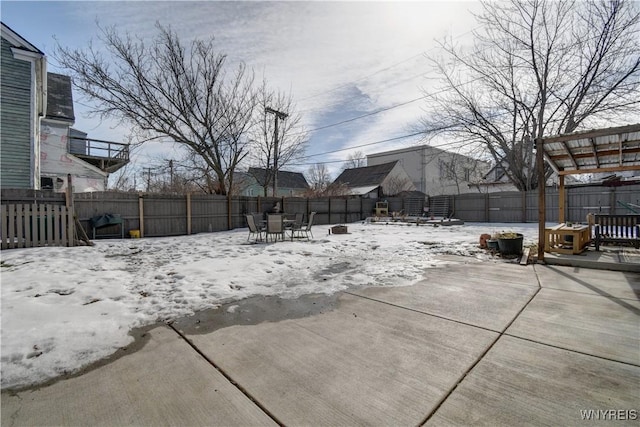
[593,214,640,251]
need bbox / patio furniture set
[246,212,316,243]
[544,213,640,255]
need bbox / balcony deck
[69,137,129,173]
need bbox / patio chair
[293,211,315,240]
[266,214,285,242]
[246,214,265,243]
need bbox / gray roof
[333,161,398,187]
[248,167,309,189]
[1,22,44,55]
[46,73,75,122]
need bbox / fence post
[15,204,23,248]
[139,194,145,238]
[485,193,490,222]
[1,205,8,250]
[66,174,75,246]
[186,193,192,235]
[23,204,31,248]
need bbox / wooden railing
[1,204,75,249]
[69,137,129,161]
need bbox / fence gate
[1,204,75,250]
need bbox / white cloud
[2,0,481,181]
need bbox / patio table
[544,223,591,255]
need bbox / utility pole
[265,107,288,197]
[144,167,153,192]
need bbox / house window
[40,177,54,190]
[464,168,471,181]
[248,188,254,196]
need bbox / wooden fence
[2,183,638,245]
[1,204,74,249]
[431,184,640,223]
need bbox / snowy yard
[1,221,538,390]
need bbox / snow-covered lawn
[1,221,538,389]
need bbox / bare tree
[421,0,640,191]
[323,181,350,197]
[55,23,257,201]
[108,164,137,191]
[343,150,366,169]
[305,163,332,196]
[383,176,414,196]
[251,80,308,196]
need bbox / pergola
[535,123,640,261]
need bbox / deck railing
[69,137,129,162]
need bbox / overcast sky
[2,1,481,180]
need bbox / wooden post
[558,174,565,223]
[227,194,232,230]
[536,138,545,262]
[485,193,490,222]
[186,192,192,235]
[66,174,75,246]
[345,198,348,223]
[138,193,145,238]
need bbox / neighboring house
[366,145,490,196]
[332,161,416,198]
[239,167,310,197]
[1,22,46,189]
[471,158,574,193]
[470,161,519,193]
[1,23,129,192]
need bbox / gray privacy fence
[2,185,638,240]
[0,190,393,239]
[433,184,640,223]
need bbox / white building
[367,145,490,196]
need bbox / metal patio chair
[292,211,316,240]
[246,214,265,243]
[266,214,285,242]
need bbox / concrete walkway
[2,258,639,426]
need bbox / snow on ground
[0,221,538,389]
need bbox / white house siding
[367,145,490,196]
[40,120,107,192]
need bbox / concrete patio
[2,258,639,426]
[543,245,640,273]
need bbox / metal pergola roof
[542,123,640,176]
[536,123,640,261]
